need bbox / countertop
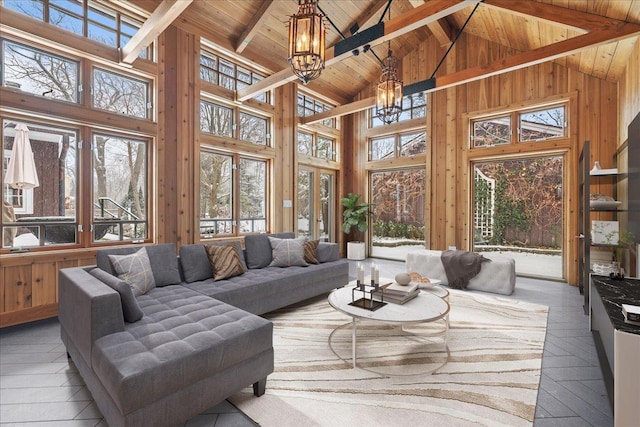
[592,275,640,335]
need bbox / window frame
[368,130,427,161]
[470,102,569,149]
[198,148,270,239]
[91,66,152,119]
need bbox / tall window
[3,0,151,59]
[199,151,268,237]
[370,168,426,260]
[1,40,79,102]
[2,119,78,248]
[92,133,148,242]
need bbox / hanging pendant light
[288,0,325,84]
[376,46,403,125]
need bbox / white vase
[347,241,365,260]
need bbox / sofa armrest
[317,242,339,263]
[59,267,125,367]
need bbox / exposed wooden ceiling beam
[347,0,389,36]
[409,0,455,46]
[237,0,478,101]
[121,0,192,64]
[301,9,640,125]
[234,0,277,54]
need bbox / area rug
[229,289,548,427]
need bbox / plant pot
[347,241,365,260]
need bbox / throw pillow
[205,244,246,281]
[90,268,143,322]
[108,247,156,296]
[268,236,308,267]
[304,239,320,264]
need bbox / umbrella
[4,123,39,189]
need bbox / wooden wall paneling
[619,37,640,145]
[274,83,296,233]
[3,265,32,313]
[31,262,57,307]
[176,29,197,246]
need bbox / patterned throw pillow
[268,236,308,267]
[205,243,246,281]
[304,239,320,264]
[108,247,156,296]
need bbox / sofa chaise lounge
[59,233,349,427]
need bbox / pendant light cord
[429,0,482,79]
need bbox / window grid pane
[472,116,511,148]
[400,131,427,157]
[519,106,566,142]
[200,101,234,137]
[2,41,79,103]
[317,136,334,160]
[92,133,147,242]
[199,152,233,236]
[239,112,268,145]
[2,120,79,248]
[239,158,267,233]
[92,68,149,118]
[370,136,395,160]
[297,132,313,156]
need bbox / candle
[374,267,379,285]
[357,263,364,283]
[370,263,376,282]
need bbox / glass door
[472,155,565,279]
[298,167,335,241]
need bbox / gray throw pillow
[108,247,156,296]
[244,234,272,269]
[146,244,181,286]
[317,242,339,263]
[90,268,143,322]
[268,236,308,267]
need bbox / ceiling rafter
[408,0,456,46]
[236,0,478,101]
[300,0,640,125]
[347,0,390,36]
[121,0,192,64]
[234,0,277,54]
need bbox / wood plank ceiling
[127,0,640,103]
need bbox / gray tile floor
[0,259,612,426]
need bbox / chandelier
[288,0,326,84]
[376,46,403,125]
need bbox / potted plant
[342,193,374,260]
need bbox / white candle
[357,263,364,283]
[374,267,379,285]
[370,263,376,281]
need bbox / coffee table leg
[352,318,357,368]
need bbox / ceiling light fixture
[288,0,325,84]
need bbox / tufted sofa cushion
[91,285,272,415]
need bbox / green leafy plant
[341,193,374,235]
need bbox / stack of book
[373,282,419,305]
[622,304,640,326]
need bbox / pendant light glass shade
[288,0,325,84]
[376,49,403,125]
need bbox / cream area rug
[229,289,548,427]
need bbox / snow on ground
[371,243,563,280]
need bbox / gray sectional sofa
[59,233,349,427]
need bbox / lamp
[376,46,403,125]
[288,0,325,84]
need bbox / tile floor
[0,259,612,426]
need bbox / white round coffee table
[328,284,450,368]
